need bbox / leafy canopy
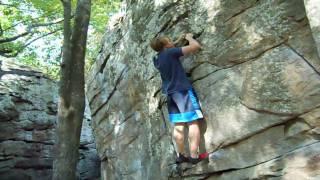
[0,0,121,79]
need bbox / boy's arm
[181,33,201,56]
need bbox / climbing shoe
[176,153,189,164]
[199,152,209,160]
[188,156,202,164]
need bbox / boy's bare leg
[188,120,200,158]
[173,122,185,154]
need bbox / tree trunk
[53,0,91,179]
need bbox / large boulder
[86,0,320,179]
[0,59,100,180]
[304,0,320,57]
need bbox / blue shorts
[167,89,203,124]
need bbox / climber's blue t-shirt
[153,47,192,94]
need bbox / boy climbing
[150,33,205,164]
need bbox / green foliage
[91,0,121,33]
[86,0,121,70]
[0,0,63,57]
[25,0,63,14]
[0,0,121,79]
[17,47,61,80]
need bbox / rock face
[86,0,320,179]
[304,0,320,57]
[0,59,100,180]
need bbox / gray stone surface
[86,0,320,179]
[0,59,100,180]
[304,0,320,58]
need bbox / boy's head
[150,36,174,52]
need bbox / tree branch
[0,28,62,57]
[0,32,30,43]
[0,49,14,58]
[0,2,20,8]
[0,17,65,44]
[23,28,63,50]
[29,18,65,28]
[2,10,62,32]
[0,24,3,36]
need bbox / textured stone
[0,59,100,180]
[86,0,320,179]
[240,45,320,115]
[304,0,320,57]
[207,142,320,180]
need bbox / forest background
[0,0,121,79]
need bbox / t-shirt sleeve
[169,47,183,58]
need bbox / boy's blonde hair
[150,36,169,52]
